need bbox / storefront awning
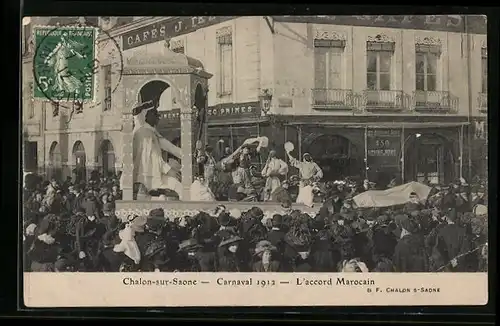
[283,122,471,129]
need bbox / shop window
[366,42,394,91]
[314,39,345,90]
[102,64,112,111]
[415,44,439,91]
[217,27,233,97]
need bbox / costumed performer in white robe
[190,175,216,201]
[286,151,323,207]
[261,150,288,201]
[121,101,184,200]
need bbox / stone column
[121,114,134,200]
[180,109,194,201]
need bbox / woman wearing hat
[177,238,217,272]
[284,225,313,272]
[27,214,61,272]
[252,240,282,272]
[217,235,246,272]
[135,208,171,271]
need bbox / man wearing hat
[392,214,429,272]
[433,209,472,272]
[124,100,184,200]
[70,184,85,215]
[285,150,323,207]
[266,214,286,256]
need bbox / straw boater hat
[254,240,277,256]
[218,235,243,248]
[178,238,204,252]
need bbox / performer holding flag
[284,142,323,207]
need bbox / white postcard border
[24,272,488,307]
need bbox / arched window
[48,141,62,180]
[100,139,116,178]
[72,141,86,182]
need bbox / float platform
[115,200,319,221]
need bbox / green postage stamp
[33,26,98,102]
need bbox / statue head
[145,108,160,127]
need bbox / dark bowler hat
[146,208,166,229]
[217,213,232,227]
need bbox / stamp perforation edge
[30,24,101,106]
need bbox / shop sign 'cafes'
[122,16,235,50]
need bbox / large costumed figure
[284,142,323,207]
[121,101,184,200]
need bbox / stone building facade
[22,15,487,184]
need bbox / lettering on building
[367,128,401,168]
[207,102,261,120]
[272,15,486,34]
[158,102,261,127]
[122,16,235,50]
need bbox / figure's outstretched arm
[286,152,300,169]
[158,136,181,159]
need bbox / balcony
[412,91,458,113]
[361,90,406,111]
[478,93,487,113]
[312,89,356,110]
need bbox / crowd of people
[22,170,488,273]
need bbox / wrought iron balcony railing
[361,90,406,111]
[478,93,487,113]
[412,91,458,113]
[311,89,356,110]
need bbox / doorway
[404,134,454,185]
[100,139,116,178]
[306,134,362,181]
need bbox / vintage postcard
[22,15,488,307]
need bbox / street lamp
[259,89,273,116]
